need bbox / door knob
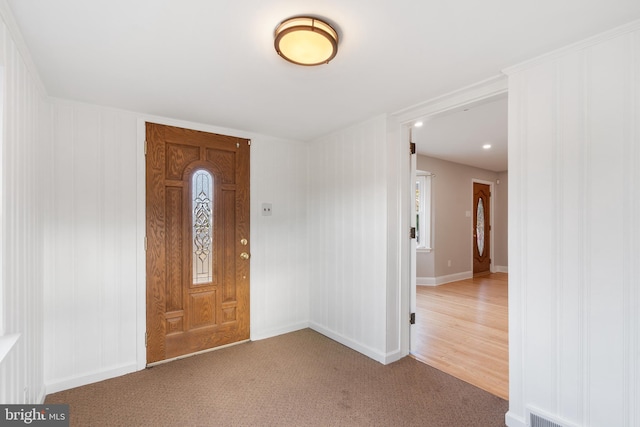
[240,252,250,260]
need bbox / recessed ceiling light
[274,16,339,66]
[414,121,423,127]
[483,144,492,149]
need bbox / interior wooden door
[146,122,250,364]
[473,182,491,276]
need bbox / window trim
[416,172,432,251]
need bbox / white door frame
[392,75,508,356]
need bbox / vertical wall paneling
[46,101,140,393]
[45,104,312,392]
[308,115,392,362]
[622,29,639,427]
[248,135,309,340]
[0,9,48,403]
[632,29,639,427]
[588,35,627,425]
[525,61,557,412]
[557,49,586,423]
[504,22,640,427]
[507,70,526,425]
[385,117,405,358]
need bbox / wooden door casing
[146,123,250,363]
[473,182,491,276]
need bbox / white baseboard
[416,276,436,286]
[36,384,46,404]
[505,411,526,427]
[250,321,309,341]
[382,348,406,364]
[45,363,137,395]
[495,265,509,273]
[309,322,388,365]
[417,271,473,286]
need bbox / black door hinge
[410,313,416,325]
[410,142,416,155]
[410,227,416,239]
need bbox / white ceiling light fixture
[483,144,492,149]
[274,16,339,66]
[414,121,424,127]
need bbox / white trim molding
[417,271,473,286]
[503,19,640,76]
[0,0,47,94]
[392,74,507,124]
[250,322,309,342]
[45,363,137,395]
[309,322,390,365]
[393,74,509,366]
[0,334,19,364]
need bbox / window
[192,169,214,284]
[415,172,432,251]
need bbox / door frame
[392,75,508,357]
[135,116,255,371]
[471,179,495,275]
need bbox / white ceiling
[6,1,640,171]
[413,95,508,172]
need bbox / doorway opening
[400,79,509,399]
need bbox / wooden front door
[473,182,491,276]
[146,122,250,364]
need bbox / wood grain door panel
[146,123,250,363]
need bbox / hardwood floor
[411,273,508,400]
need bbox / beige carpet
[46,329,508,426]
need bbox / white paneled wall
[250,137,310,340]
[45,101,139,393]
[308,116,389,362]
[43,102,311,393]
[505,22,640,427]
[0,11,49,403]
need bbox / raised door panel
[146,122,250,363]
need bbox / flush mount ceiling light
[274,16,339,66]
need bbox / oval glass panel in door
[193,170,213,284]
[476,198,485,257]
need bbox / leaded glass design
[476,198,485,256]
[192,170,213,284]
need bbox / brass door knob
[240,252,250,260]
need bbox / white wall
[0,6,49,403]
[45,101,140,393]
[43,99,311,393]
[249,135,309,340]
[307,115,392,362]
[505,22,640,427]
[44,104,405,392]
